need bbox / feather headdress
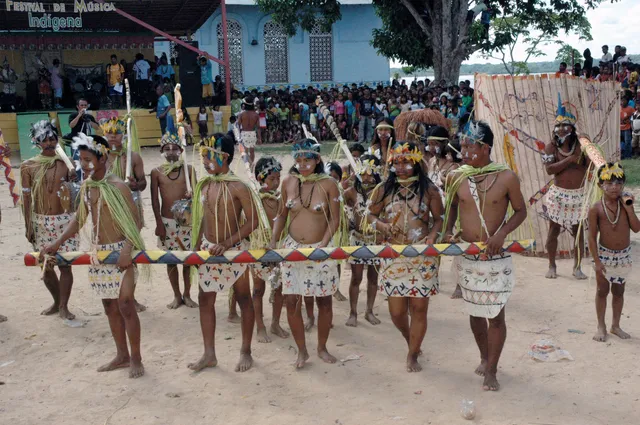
[29,119,58,144]
[72,133,109,157]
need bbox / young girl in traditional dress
[252,157,289,343]
[269,139,345,369]
[366,142,443,372]
[344,154,383,327]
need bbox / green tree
[255,0,615,84]
[556,43,582,66]
[392,71,401,80]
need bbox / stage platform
[0,106,232,161]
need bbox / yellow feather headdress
[387,142,423,165]
[99,117,126,135]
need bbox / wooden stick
[174,84,191,193]
[124,79,133,181]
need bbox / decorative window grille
[217,19,244,85]
[264,21,289,84]
[309,23,333,82]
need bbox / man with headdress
[443,119,527,391]
[188,133,269,373]
[237,97,261,167]
[42,133,146,379]
[151,132,197,310]
[100,117,147,229]
[542,95,589,280]
[20,120,79,320]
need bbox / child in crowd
[212,105,224,134]
[197,105,208,141]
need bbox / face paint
[472,154,478,160]
[464,151,469,158]
[435,147,441,154]
[207,163,216,171]
[390,166,397,173]
[88,162,94,170]
[402,163,413,171]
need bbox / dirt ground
[0,147,638,425]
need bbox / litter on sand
[528,339,574,362]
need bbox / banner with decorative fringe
[25,240,535,266]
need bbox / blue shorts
[54,88,62,98]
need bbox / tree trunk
[423,0,471,85]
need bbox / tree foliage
[556,43,583,65]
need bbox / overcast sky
[391,0,639,66]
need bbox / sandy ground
[0,147,639,425]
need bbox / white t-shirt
[133,60,150,80]
[601,52,612,62]
[617,55,630,64]
[632,112,640,134]
[213,110,223,125]
[198,112,207,122]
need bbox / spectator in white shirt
[132,53,151,106]
[617,47,630,64]
[601,45,612,63]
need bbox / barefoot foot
[304,315,315,332]
[257,327,272,343]
[227,313,241,324]
[345,314,358,327]
[318,348,337,364]
[41,303,59,316]
[451,285,463,299]
[134,300,147,312]
[475,360,488,376]
[270,323,290,338]
[167,296,183,310]
[364,311,381,325]
[333,290,347,302]
[483,372,500,391]
[183,296,198,308]
[235,353,253,372]
[545,267,557,279]
[573,268,587,280]
[406,353,422,372]
[610,326,630,340]
[593,326,608,342]
[188,352,218,372]
[294,349,310,369]
[98,355,130,372]
[129,359,145,379]
[58,307,75,320]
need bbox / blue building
[158,0,390,91]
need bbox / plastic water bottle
[460,399,476,420]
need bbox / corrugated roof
[1,0,221,33]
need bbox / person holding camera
[67,98,100,179]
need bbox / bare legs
[285,294,335,369]
[40,265,75,320]
[388,297,429,372]
[166,265,197,309]
[252,274,288,342]
[594,276,630,342]
[470,308,506,391]
[304,296,315,331]
[545,222,586,279]
[346,264,380,327]
[99,268,144,378]
[189,273,254,373]
[545,222,560,279]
